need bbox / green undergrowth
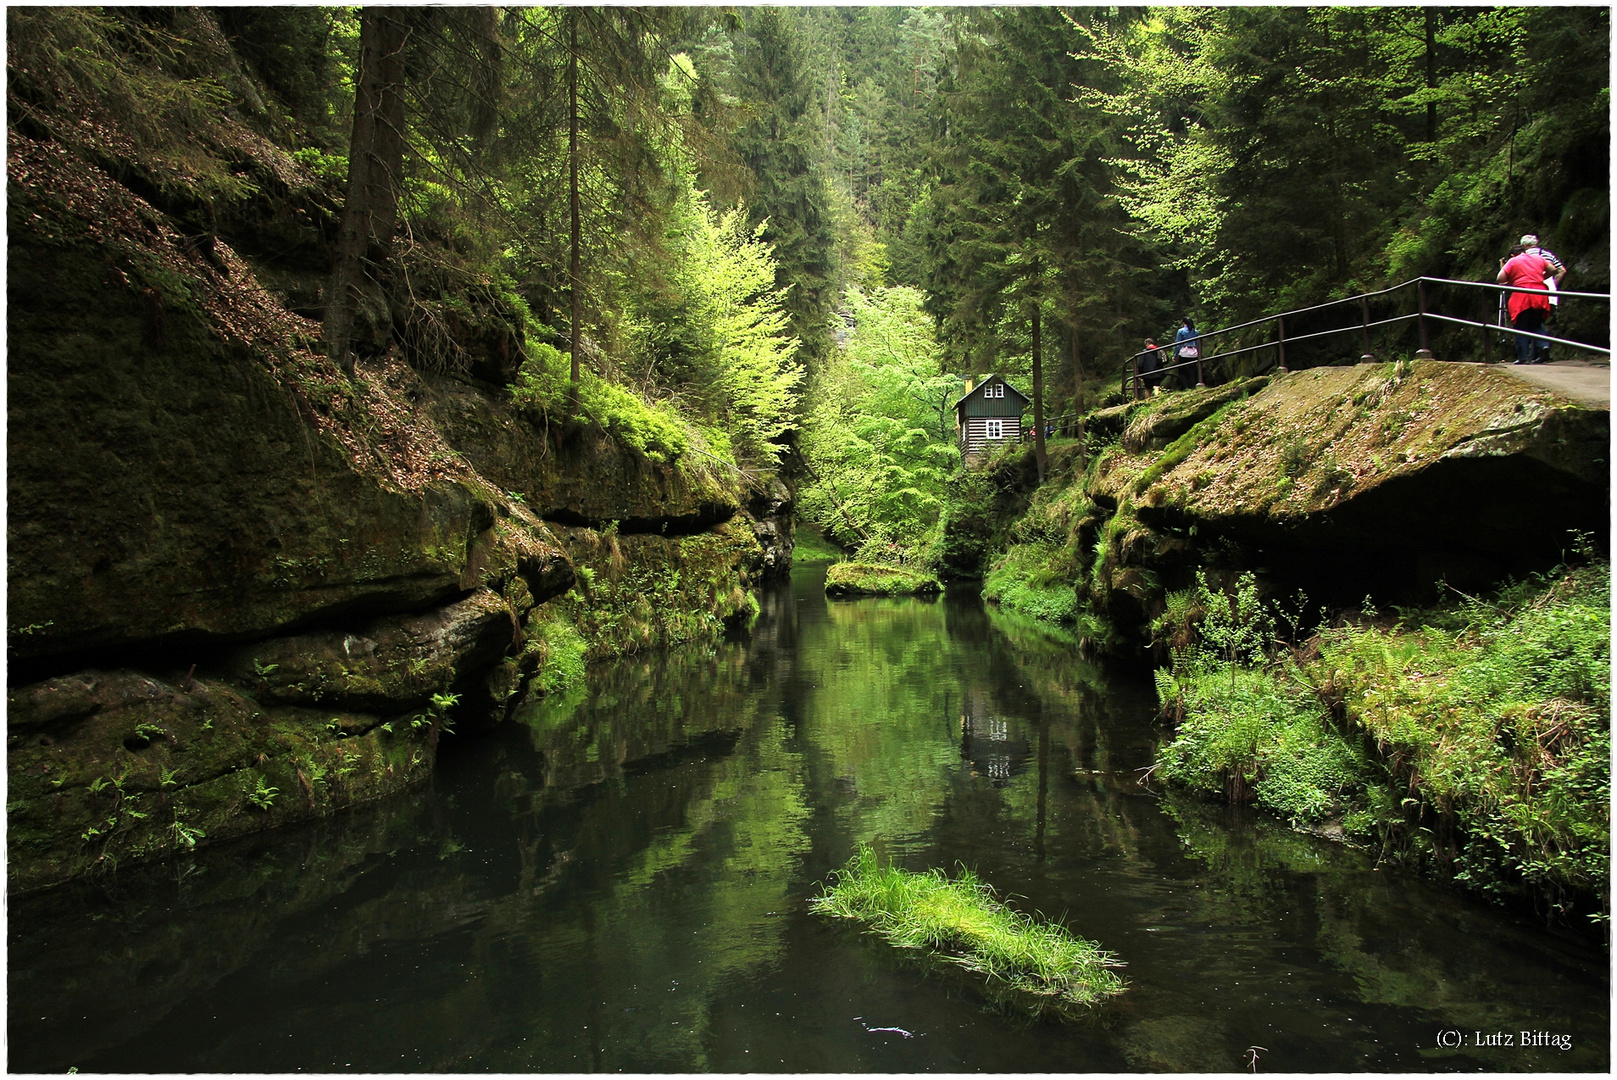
[511,343,690,464]
[984,542,1079,623]
[1153,558,1611,928]
[810,845,1127,1014]
[520,608,590,696]
[824,561,941,597]
[792,523,846,563]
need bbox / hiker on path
[1520,232,1568,360]
[1137,337,1165,396]
[1497,245,1554,364]
[1173,317,1202,386]
[1520,233,1567,286]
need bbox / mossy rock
[6,669,437,893]
[824,562,943,597]
[1078,360,1610,624]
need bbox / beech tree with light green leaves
[797,285,959,558]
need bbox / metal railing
[1123,276,1611,399]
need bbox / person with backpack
[1136,337,1166,396]
[1497,245,1554,363]
[1173,317,1202,384]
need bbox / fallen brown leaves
[11,129,477,496]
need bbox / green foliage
[1155,664,1373,824]
[721,7,837,368]
[618,186,805,468]
[810,844,1127,1013]
[797,286,960,558]
[983,543,1077,624]
[791,524,846,563]
[511,345,691,465]
[1155,559,1610,925]
[244,776,279,811]
[1316,561,1610,919]
[1078,6,1609,344]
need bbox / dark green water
[8,564,1608,1072]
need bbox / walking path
[1495,359,1610,409]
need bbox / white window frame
[985,418,1004,440]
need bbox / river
[7,563,1608,1071]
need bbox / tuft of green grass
[824,562,941,597]
[810,845,1126,1012]
[983,542,1079,624]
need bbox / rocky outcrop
[1093,360,1609,612]
[6,666,436,893]
[987,361,1609,646]
[422,376,746,533]
[5,24,790,890]
[746,476,796,579]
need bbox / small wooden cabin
[953,375,1029,461]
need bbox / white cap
[1521,233,1538,246]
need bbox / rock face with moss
[5,11,787,891]
[978,363,1608,644]
[1102,363,1608,602]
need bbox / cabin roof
[951,374,1029,411]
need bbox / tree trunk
[1031,302,1046,484]
[568,11,582,399]
[327,8,407,371]
[1070,298,1086,470]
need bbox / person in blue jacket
[1173,317,1202,386]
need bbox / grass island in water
[823,562,942,597]
[810,845,1126,1013]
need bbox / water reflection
[7,564,1608,1073]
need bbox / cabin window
[986,419,1004,439]
[987,384,1004,399]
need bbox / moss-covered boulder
[825,562,943,597]
[219,587,519,712]
[548,517,768,661]
[1091,362,1609,604]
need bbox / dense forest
[13,6,1605,561]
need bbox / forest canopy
[9,5,1607,549]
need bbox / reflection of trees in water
[13,584,1606,1072]
[1145,792,1610,1072]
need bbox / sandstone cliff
[6,12,791,892]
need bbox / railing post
[1482,320,1493,364]
[1128,354,1139,400]
[1415,279,1435,359]
[1359,296,1374,361]
[1276,316,1288,373]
